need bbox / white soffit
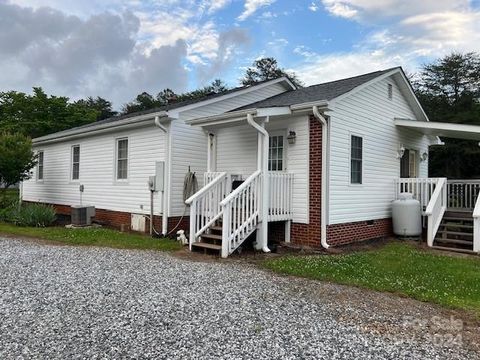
[395,119,480,140]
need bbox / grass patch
[0,222,182,251]
[264,242,480,314]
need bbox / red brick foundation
[326,218,393,246]
[26,201,189,236]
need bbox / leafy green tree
[0,87,98,138]
[75,96,117,121]
[121,79,230,115]
[0,132,37,202]
[241,57,303,87]
[413,52,480,178]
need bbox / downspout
[312,106,330,249]
[154,116,170,236]
[246,113,271,254]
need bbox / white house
[22,67,480,256]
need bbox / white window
[116,138,128,180]
[71,145,80,180]
[37,151,44,180]
[350,135,363,184]
[408,150,418,178]
[268,134,284,171]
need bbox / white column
[285,220,291,243]
[206,132,211,173]
[259,120,269,250]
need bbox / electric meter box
[149,161,165,191]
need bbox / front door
[400,149,418,178]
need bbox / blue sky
[2,0,480,109]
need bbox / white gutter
[155,116,171,236]
[246,113,271,254]
[312,106,329,249]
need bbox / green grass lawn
[0,222,182,251]
[264,242,480,314]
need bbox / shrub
[7,203,56,227]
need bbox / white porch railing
[395,178,441,213]
[220,170,261,258]
[472,195,480,253]
[185,172,230,249]
[268,172,294,221]
[424,178,447,247]
[446,180,480,210]
[204,172,225,186]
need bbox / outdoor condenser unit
[71,205,96,226]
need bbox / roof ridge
[303,66,401,89]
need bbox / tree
[0,87,98,138]
[121,79,230,115]
[75,96,117,121]
[412,52,480,178]
[0,132,37,202]
[241,57,303,87]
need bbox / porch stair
[433,211,475,253]
[191,224,223,254]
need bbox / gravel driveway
[0,237,479,359]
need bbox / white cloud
[237,0,276,21]
[308,2,318,12]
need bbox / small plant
[9,203,56,227]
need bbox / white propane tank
[392,192,422,237]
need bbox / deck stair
[433,210,474,253]
[191,223,223,254]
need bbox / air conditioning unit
[71,205,96,226]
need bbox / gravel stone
[0,238,478,359]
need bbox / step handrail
[220,170,261,206]
[185,172,227,205]
[473,194,480,253]
[425,177,447,247]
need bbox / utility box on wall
[71,206,95,226]
[149,161,165,192]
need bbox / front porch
[396,178,480,254]
[186,171,294,257]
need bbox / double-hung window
[268,134,284,171]
[116,138,128,180]
[37,151,44,180]
[350,135,363,184]
[71,145,80,180]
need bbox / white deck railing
[268,172,294,221]
[185,172,230,249]
[446,180,480,210]
[220,170,261,258]
[424,178,447,247]
[204,172,225,186]
[395,178,441,213]
[473,195,480,254]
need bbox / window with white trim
[71,145,80,180]
[350,135,363,184]
[37,151,44,180]
[388,83,393,99]
[268,134,284,171]
[116,138,128,180]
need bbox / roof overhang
[395,118,480,141]
[33,111,168,145]
[186,101,329,127]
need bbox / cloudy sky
[1,0,480,109]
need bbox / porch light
[396,145,405,159]
[287,131,296,144]
[420,151,428,161]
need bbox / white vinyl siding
[22,125,166,215]
[37,151,44,181]
[71,145,80,180]
[116,138,128,180]
[215,115,309,224]
[328,75,434,225]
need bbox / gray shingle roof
[235,67,400,110]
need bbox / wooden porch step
[191,242,222,251]
[434,238,473,246]
[442,217,473,222]
[436,230,473,237]
[440,223,473,229]
[431,245,477,255]
[209,225,222,232]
